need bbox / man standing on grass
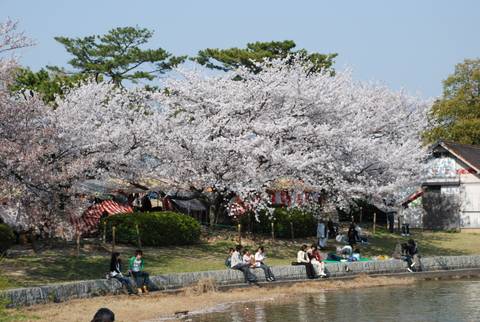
[230,245,260,286]
[317,218,328,249]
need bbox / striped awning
[72,200,133,234]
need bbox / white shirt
[230,251,242,268]
[243,254,253,265]
[255,251,265,267]
[297,250,309,263]
[132,259,142,272]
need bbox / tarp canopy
[166,190,202,199]
[171,198,208,212]
[74,176,192,196]
[74,179,146,195]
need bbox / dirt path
[15,275,414,322]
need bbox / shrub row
[242,208,317,238]
[102,211,201,246]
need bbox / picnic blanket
[323,257,371,263]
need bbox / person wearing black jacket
[402,239,419,272]
[109,252,135,295]
[347,223,360,247]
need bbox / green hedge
[102,211,201,246]
[0,224,15,254]
[249,208,317,238]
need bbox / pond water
[189,279,480,322]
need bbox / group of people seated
[327,245,361,262]
[226,245,276,285]
[106,235,420,294]
[295,244,328,279]
[108,249,153,295]
[334,223,369,247]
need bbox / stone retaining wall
[2,255,480,307]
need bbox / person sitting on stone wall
[308,244,327,277]
[108,252,135,295]
[128,249,153,294]
[242,248,255,267]
[296,244,316,279]
[254,246,276,282]
[225,247,234,268]
[402,239,420,272]
[230,245,260,286]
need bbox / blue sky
[1,0,479,98]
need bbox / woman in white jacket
[308,244,327,277]
[254,247,276,282]
[297,244,316,279]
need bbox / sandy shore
[13,275,414,322]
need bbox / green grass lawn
[0,227,479,290]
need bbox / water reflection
[254,303,266,322]
[190,279,480,322]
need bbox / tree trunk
[135,224,142,248]
[209,205,216,227]
[208,193,225,228]
[102,224,107,244]
[237,223,242,245]
[111,226,116,253]
[29,230,38,253]
[76,233,81,257]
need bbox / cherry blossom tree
[0,20,162,238]
[0,19,34,56]
[154,57,430,216]
[1,20,430,236]
[1,79,161,237]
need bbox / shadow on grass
[1,229,478,288]
[11,255,109,285]
[364,228,475,257]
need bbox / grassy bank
[0,227,479,290]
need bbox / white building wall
[455,161,480,228]
[460,180,480,228]
[421,154,480,229]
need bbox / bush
[0,224,15,254]
[102,211,201,246]
[252,208,317,238]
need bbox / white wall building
[402,141,480,230]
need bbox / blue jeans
[132,271,150,288]
[233,264,258,283]
[256,263,275,280]
[114,275,134,294]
